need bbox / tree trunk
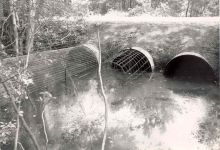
[24,0,36,56]
[189,0,194,17]
[8,0,19,55]
[129,0,132,9]
[185,0,190,17]
[121,0,126,11]
[101,2,108,15]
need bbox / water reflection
[107,92,208,150]
[137,92,208,150]
[45,70,219,150]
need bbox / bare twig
[61,32,71,41]
[1,13,12,38]
[41,106,48,148]
[1,78,40,150]
[4,41,15,49]
[18,142,25,150]
[14,102,20,150]
[25,46,31,69]
[39,92,56,149]
[97,27,108,150]
[65,69,78,96]
[88,128,93,150]
[0,69,24,84]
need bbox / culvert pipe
[164,52,217,82]
[66,44,99,78]
[25,44,100,96]
[111,47,154,80]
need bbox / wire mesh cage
[111,47,154,81]
[0,44,100,100]
[0,44,156,101]
[29,44,99,97]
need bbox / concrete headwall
[0,18,219,149]
[87,17,219,78]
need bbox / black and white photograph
[0,0,219,150]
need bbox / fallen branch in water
[97,27,109,150]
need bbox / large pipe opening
[164,52,216,82]
[111,47,154,79]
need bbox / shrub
[34,18,89,52]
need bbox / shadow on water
[42,65,219,150]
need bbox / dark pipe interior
[111,49,152,74]
[164,55,216,82]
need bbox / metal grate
[111,47,154,81]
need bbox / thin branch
[14,102,20,150]
[18,142,25,150]
[1,71,20,84]
[88,128,93,150]
[97,27,108,150]
[0,78,40,150]
[25,45,31,69]
[65,69,78,96]
[4,41,15,49]
[42,107,48,148]
[1,13,12,39]
[61,32,71,41]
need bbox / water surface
[46,67,220,150]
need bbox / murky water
[45,66,220,150]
